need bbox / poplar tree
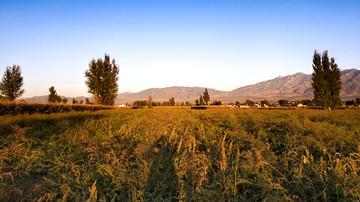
[311,50,341,110]
[203,88,210,105]
[0,65,24,101]
[85,54,119,106]
[147,96,153,108]
[199,95,205,105]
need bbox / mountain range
[23,69,360,104]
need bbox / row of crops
[0,102,115,115]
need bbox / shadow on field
[145,136,179,201]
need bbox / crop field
[1,108,360,201]
[0,102,114,115]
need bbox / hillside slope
[22,69,360,104]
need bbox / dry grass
[1,108,360,200]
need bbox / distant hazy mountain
[341,69,360,97]
[226,72,313,101]
[22,69,360,104]
[116,87,226,104]
[116,69,360,103]
[227,68,360,102]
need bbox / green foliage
[278,99,289,106]
[48,86,61,103]
[212,100,222,105]
[301,99,313,105]
[312,50,342,110]
[356,98,360,106]
[147,96,153,108]
[0,65,24,101]
[62,98,68,104]
[85,54,119,106]
[133,100,147,107]
[163,101,170,106]
[345,99,360,107]
[203,88,210,105]
[85,98,91,105]
[261,100,270,106]
[1,109,360,200]
[169,97,175,106]
[346,100,355,106]
[199,95,205,105]
[196,88,210,106]
[245,100,254,106]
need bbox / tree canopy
[85,54,119,106]
[169,97,175,106]
[311,50,341,110]
[195,88,210,106]
[199,95,205,105]
[0,65,24,101]
[48,86,61,103]
[147,96,153,108]
[203,88,210,105]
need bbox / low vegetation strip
[0,102,115,115]
[1,109,360,201]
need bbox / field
[1,108,360,201]
[0,102,114,115]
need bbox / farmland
[1,108,360,201]
[0,102,114,115]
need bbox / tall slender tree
[311,50,341,110]
[147,96,153,108]
[199,95,205,105]
[203,88,210,105]
[85,54,119,105]
[328,57,342,109]
[0,65,24,101]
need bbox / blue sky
[0,0,359,97]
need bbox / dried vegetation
[1,109,360,200]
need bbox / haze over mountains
[24,69,360,104]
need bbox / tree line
[133,96,192,107]
[48,86,91,104]
[0,51,346,109]
[0,54,119,106]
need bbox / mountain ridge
[21,69,360,104]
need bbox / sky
[0,0,359,98]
